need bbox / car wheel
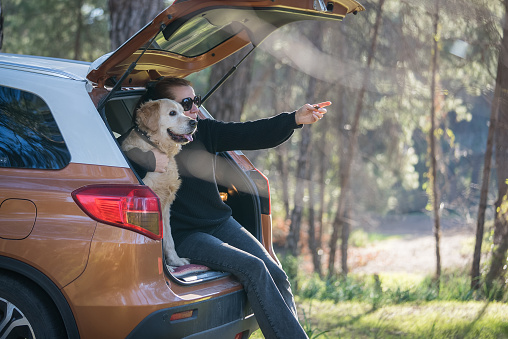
[0,274,65,339]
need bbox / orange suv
[0,1,363,338]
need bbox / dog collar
[134,125,150,139]
[133,125,157,148]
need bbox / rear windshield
[152,7,334,57]
[156,14,243,57]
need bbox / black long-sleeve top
[170,112,301,244]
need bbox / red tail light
[72,185,163,240]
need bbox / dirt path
[298,213,477,275]
[350,231,474,274]
[350,214,476,274]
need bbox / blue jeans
[175,217,308,339]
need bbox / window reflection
[0,86,71,169]
[156,11,244,57]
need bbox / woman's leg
[175,219,308,339]
[210,218,298,317]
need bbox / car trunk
[87,0,365,88]
[101,90,266,284]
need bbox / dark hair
[134,77,193,121]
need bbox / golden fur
[121,99,196,266]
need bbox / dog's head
[135,99,197,151]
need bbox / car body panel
[0,53,89,80]
[63,223,244,338]
[125,290,257,338]
[260,214,279,264]
[0,163,138,287]
[0,199,36,239]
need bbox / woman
[127,77,328,339]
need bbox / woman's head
[136,77,199,119]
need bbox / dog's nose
[189,119,197,128]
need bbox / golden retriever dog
[121,98,197,267]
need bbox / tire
[0,273,66,339]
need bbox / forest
[2,0,508,337]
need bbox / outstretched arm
[201,101,332,153]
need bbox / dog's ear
[136,100,161,132]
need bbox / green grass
[249,270,508,338]
[349,229,401,248]
[293,269,491,304]
[250,299,508,339]
[298,299,508,339]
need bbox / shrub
[296,269,483,305]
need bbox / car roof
[0,53,90,81]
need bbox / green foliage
[245,0,504,225]
[3,0,109,61]
[301,306,329,339]
[349,229,370,248]
[281,254,301,291]
[298,269,483,305]
[497,193,508,216]
[349,229,401,248]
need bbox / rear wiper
[201,44,256,105]
[97,22,168,113]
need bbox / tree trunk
[493,21,508,248]
[287,27,328,255]
[429,0,442,284]
[0,0,3,52]
[327,79,348,277]
[328,0,385,278]
[307,155,322,277]
[73,0,83,60]
[275,143,291,220]
[486,0,508,293]
[206,49,254,122]
[108,0,165,50]
[273,66,299,222]
[316,126,328,275]
[471,65,501,290]
[486,227,508,296]
[301,21,327,276]
[287,118,312,256]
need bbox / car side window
[0,85,71,169]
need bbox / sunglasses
[180,95,201,111]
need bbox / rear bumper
[126,289,259,339]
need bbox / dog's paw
[165,250,190,266]
[170,257,190,266]
[169,256,190,267]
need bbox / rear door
[87,0,364,88]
